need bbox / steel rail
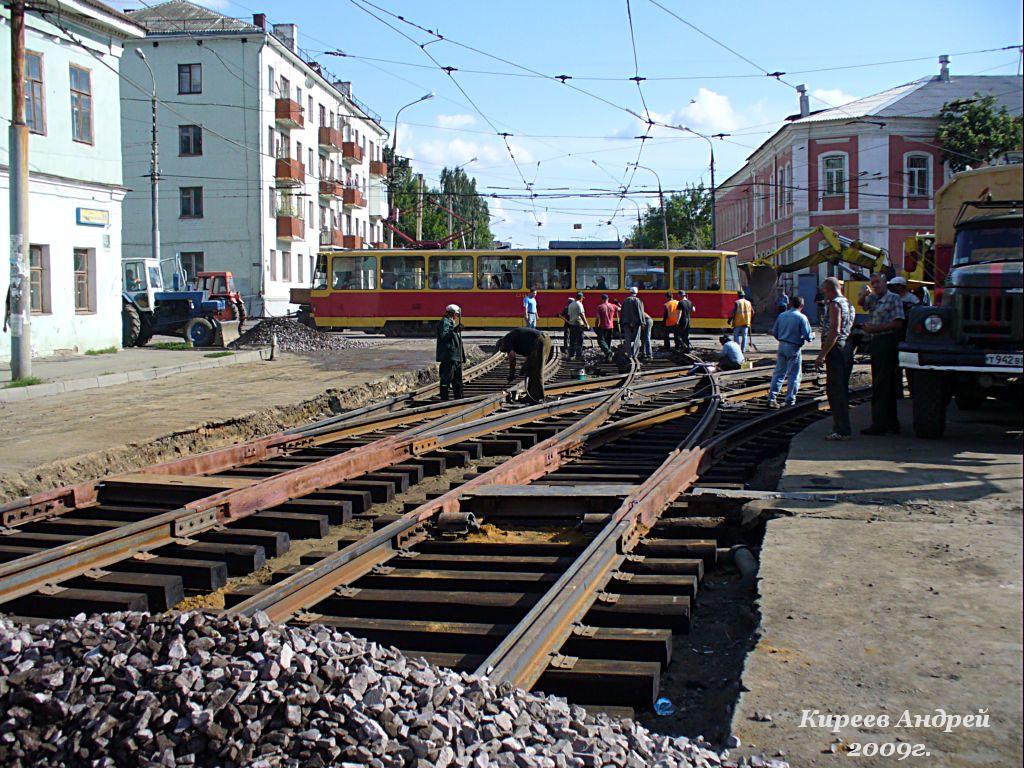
[228,360,648,622]
[480,377,826,690]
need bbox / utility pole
[8,0,31,379]
[135,50,160,265]
[630,164,669,250]
[415,174,424,242]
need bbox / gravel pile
[232,317,377,352]
[0,612,765,768]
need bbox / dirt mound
[232,317,377,352]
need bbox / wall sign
[76,208,110,227]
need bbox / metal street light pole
[8,0,30,378]
[136,49,160,266]
[388,92,434,247]
[680,127,730,248]
[630,163,668,250]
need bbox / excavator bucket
[740,263,782,308]
[214,320,240,347]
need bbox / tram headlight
[923,315,944,333]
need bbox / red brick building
[715,60,1022,315]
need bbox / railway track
[0,344,850,715]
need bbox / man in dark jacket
[436,304,465,400]
[498,327,552,402]
[619,286,645,358]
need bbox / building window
[905,154,931,198]
[180,186,204,218]
[73,248,93,312]
[822,154,846,196]
[180,252,205,282]
[178,63,202,94]
[297,252,304,284]
[282,251,292,282]
[69,65,93,144]
[267,66,275,94]
[785,163,793,209]
[29,244,50,314]
[179,125,203,156]
[25,51,45,135]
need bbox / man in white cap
[435,304,465,400]
[619,286,645,358]
[888,275,918,398]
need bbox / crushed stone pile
[231,317,378,352]
[0,612,769,768]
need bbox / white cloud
[436,114,477,129]
[414,136,534,171]
[677,88,740,133]
[811,88,859,109]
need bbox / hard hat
[629,286,639,294]
[446,304,461,314]
[889,276,908,286]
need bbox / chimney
[939,55,950,81]
[335,81,352,98]
[272,23,298,53]
[797,84,810,118]
[252,13,266,30]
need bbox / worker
[523,288,538,328]
[913,284,932,306]
[435,304,465,400]
[558,297,573,351]
[595,293,618,360]
[767,295,814,408]
[662,292,680,351]
[814,276,855,441]
[498,327,552,403]
[776,292,789,315]
[728,289,754,353]
[676,290,694,351]
[619,286,645,358]
[567,292,589,360]
[888,275,918,398]
[640,312,655,361]
[125,269,142,291]
[717,334,744,371]
[860,273,905,435]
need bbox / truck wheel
[955,390,986,411]
[122,303,141,347]
[184,317,215,348]
[912,371,947,439]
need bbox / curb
[0,348,268,403]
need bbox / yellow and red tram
[296,249,741,335]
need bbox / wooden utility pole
[8,0,31,378]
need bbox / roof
[791,75,1023,124]
[35,0,146,38]
[126,0,256,34]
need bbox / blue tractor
[121,256,239,348]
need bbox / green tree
[937,93,1023,172]
[628,184,712,249]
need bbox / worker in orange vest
[728,289,754,353]
[662,292,681,351]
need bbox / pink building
[715,59,1022,315]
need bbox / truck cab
[900,207,1023,437]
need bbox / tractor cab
[196,270,247,326]
[122,258,163,311]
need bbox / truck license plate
[985,353,1023,367]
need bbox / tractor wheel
[184,317,215,348]
[233,300,247,332]
[911,371,948,439]
[122,303,141,347]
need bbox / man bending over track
[498,327,552,403]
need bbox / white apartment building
[119,1,389,316]
[1,1,143,360]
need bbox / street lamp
[136,48,160,265]
[605,220,621,243]
[620,196,645,248]
[629,163,669,250]
[678,127,730,248]
[388,92,434,247]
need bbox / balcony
[318,179,344,199]
[276,214,304,241]
[343,187,366,208]
[319,229,345,248]
[342,141,364,165]
[369,160,388,178]
[275,157,305,187]
[342,234,364,250]
[318,126,343,152]
[274,97,304,129]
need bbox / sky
[113,0,1023,247]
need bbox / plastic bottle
[653,697,676,716]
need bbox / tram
[293,249,742,335]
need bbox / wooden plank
[199,528,290,558]
[355,568,558,593]
[611,573,698,598]
[334,480,394,504]
[68,572,184,612]
[106,556,227,591]
[270,498,352,525]
[245,511,329,539]
[388,553,577,573]
[584,594,690,632]
[5,587,149,618]
[310,588,540,623]
[296,616,511,654]
[17,518,124,536]
[562,626,673,666]
[157,541,265,575]
[536,658,660,707]
[461,484,635,498]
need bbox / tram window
[625,257,668,290]
[312,254,328,290]
[428,255,474,289]
[723,255,740,290]
[478,255,524,290]
[526,255,571,289]
[381,256,425,290]
[673,256,721,291]
[575,256,620,290]
[331,255,377,290]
